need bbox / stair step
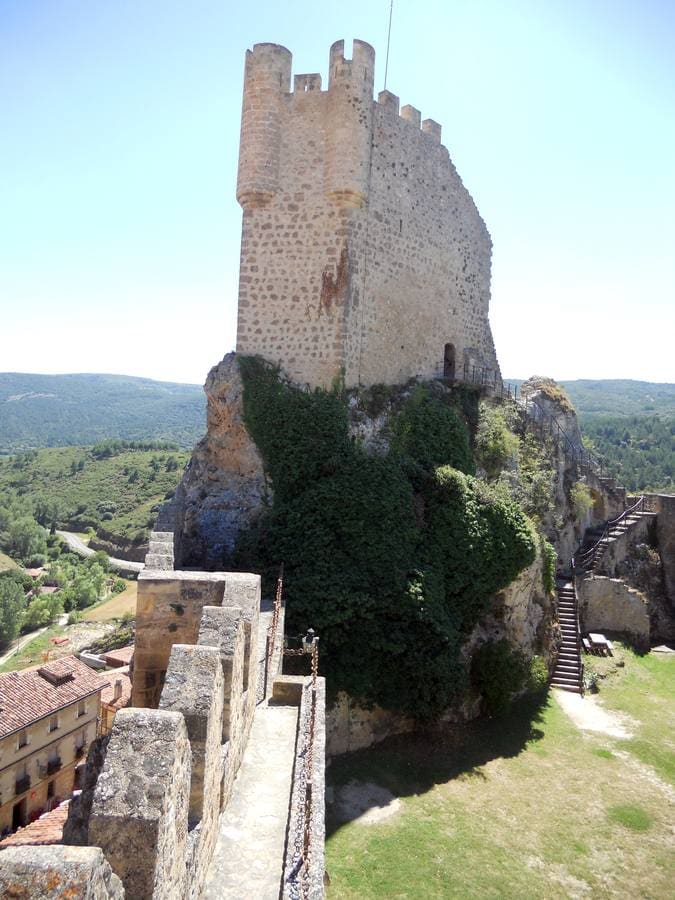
[552,683,582,694]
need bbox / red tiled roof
[98,670,132,710]
[0,656,103,739]
[0,801,69,848]
[103,645,134,667]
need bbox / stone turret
[234,37,500,390]
[324,39,375,208]
[236,43,292,209]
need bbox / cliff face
[169,354,268,569]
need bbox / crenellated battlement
[235,37,499,390]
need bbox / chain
[265,563,284,694]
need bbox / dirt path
[552,688,634,738]
[0,627,48,666]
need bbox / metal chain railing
[283,629,319,900]
[264,563,284,696]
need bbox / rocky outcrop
[170,354,269,568]
[464,549,558,673]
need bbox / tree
[0,576,26,648]
[22,592,63,630]
[0,516,48,565]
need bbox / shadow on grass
[326,689,551,836]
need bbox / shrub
[540,536,557,595]
[570,481,594,520]
[528,655,549,692]
[474,402,519,478]
[391,384,474,476]
[471,639,528,714]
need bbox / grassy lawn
[0,625,66,673]
[326,646,674,899]
[82,580,137,621]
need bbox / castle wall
[235,40,499,389]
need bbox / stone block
[89,707,191,900]
[158,644,224,898]
[197,606,245,743]
[159,644,224,824]
[0,845,123,899]
[272,674,305,705]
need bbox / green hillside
[0,443,189,550]
[0,372,205,452]
[506,378,675,419]
[562,380,675,418]
[505,379,675,493]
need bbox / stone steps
[552,580,582,694]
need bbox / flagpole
[383,0,394,90]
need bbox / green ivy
[236,357,536,719]
[471,639,529,714]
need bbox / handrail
[573,495,645,573]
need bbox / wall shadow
[326,689,550,837]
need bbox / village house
[0,657,102,835]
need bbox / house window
[48,715,59,733]
[17,729,28,749]
[77,700,86,718]
[47,780,55,800]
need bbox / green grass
[326,647,675,899]
[607,804,654,832]
[585,645,675,786]
[82,580,137,622]
[0,625,66,672]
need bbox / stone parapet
[0,845,124,899]
[282,676,326,900]
[88,708,191,899]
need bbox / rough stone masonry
[235,39,500,389]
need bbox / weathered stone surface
[198,606,245,743]
[62,733,110,846]
[282,678,326,900]
[159,644,224,825]
[326,691,414,757]
[203,704,299,900]
[132,569,228,707]
[235,42,499,391]
[171,354,269,569]
[579,576,650,645]
[0,845,124,899]
[656,494,675,613]
[159,644,224,898]
[89,708,191,900]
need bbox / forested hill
[503,379,674,493]
[560,380,675,418]
[0,373,205,452]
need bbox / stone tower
[235,38,500,388]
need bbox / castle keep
[236,39,500,388]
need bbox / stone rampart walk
[203,702,299,899]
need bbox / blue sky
[1,0,673,384]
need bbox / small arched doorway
[443,343,456,379]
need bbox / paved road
[56,531,144,576]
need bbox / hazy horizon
[2,1,674,384]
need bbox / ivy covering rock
[235,357,537,719]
